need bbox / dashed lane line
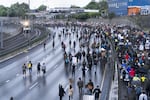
[6,80,10,83]
[53,65,58,69]
[16,74,19,76]
[29,82,38,90]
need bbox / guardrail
[0,25,49,59]
[98,35,116,100]
[4,27,23,40]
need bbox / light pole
[0,21,3,49]
[28,0,30,10]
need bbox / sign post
[0,21,3,49]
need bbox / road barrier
[0,25,49,61]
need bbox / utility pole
[0,21,3,49]
[28,0,30,10]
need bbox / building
[128,0,150,6]
[128,6,141,16]
[108,0,128,16]
[108,0,150,16]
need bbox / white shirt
[139,93,148,100]
[139,44,144,51]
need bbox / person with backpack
[93,85,101,100]
[77,77,83,94]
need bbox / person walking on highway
[22,63,27,77]
[10,97,13,100]
[82,66,86,77]
[69,53,72,66]
[43,42,46,50]
[87,79,94,94]
[72,64,75,77]
[139,90,148,100]
[73,41,76,49]
[59,84,66,100]
[82,50,86,58]
[77,77,84,94]
[68,85,73,100]
[93,85,101,100]
[37,62,41,75]
[52,40,55,49]
[28,61,32,75]
[42,63,46,75]
[82,59,86,68]
[93,58,98,74]
[69,40,71,48]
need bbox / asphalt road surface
[0,27,106,100]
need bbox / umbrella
[132,76,141,86]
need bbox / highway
[0,26,109,100]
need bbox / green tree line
[0,3,29,17]
[0,3,47,17]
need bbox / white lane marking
[29,82,38,90]
[53,65,58,69]
[6,80,10,83]
[100,64,107,90]
[64,84,69,91]
[16,74,19,76]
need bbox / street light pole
[0,21,3,49]
[28,0,30,10]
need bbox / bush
[71,12,101,20]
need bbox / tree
[9,2,29,17]
[38,5,47,11]
[99,1,108,11]
[84,1,100,9]
[108,12,116,23]
[0,3,29,17]
[70,5,80,8]
[99,1,108,16]
[108,12,115,19]
[0,5,7,16]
